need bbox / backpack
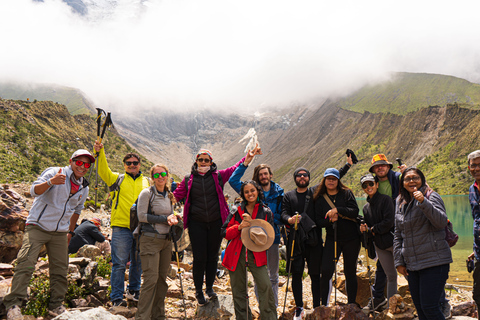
[130,185,156,233]
[424,190,458,247]
[109,174,125,210]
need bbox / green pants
[229,248,277,320]
[3,225,68,310]
[135,236,172,320]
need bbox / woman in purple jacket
[173,149,245,306]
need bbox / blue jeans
[110,227,142,301]
[407,264,449,320]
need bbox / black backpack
[109,174,125,210]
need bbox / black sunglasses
[197,158,211,163]
[296,173,308,178]
[362,181,374,189]
[125,161,140,166]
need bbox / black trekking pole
[333,220,338,306]
[94,108,105,208]
[170,226,188,319]
[282,212,299,318]
[94,112,112,208]
[363,229,375,319]
[245,245,249,320]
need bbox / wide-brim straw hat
[241,219,274,252]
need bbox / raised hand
[50,168,66,185]
[94,140,104,153]
[244,143,263,166]
[412,187,424,203]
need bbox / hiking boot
[126,289,140,301]
[196,292,208,306]
[216,269,225,278]
[293,307,305,320]
[362,297,387,314]
[206,287,217,300]
[441,301,452,319]
[112,299,127,307]
[48,305,66,317]
[7,305,23,320]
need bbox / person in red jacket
[221,180,277,320]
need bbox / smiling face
[325,176,339,193]
[242,183,259,205]
[257,168,272,187]
[196,154,212,168]
[402,171,422,195]
[69,155,91,179]
[152,166,168,191]
[124,156,140,176]
[469,157,480,183]
[362,181,378,197]
[372,164,389,180]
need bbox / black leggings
[321,237,360,305]
[188,218,223,293]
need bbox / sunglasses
[404,176,421,183]
[296,173,308,178]
[73,159,92,169]
[153,172,167,179]
[125,161,140,166]
[362,181,374,189]
[197,158,211,163]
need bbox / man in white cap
[4,149,94,320]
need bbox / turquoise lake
[356,195,473,288]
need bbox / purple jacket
[174,156,245,229]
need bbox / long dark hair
[398,167,431,205]
[240,180,264,204]
[313,176,350,200]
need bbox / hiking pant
[254,243,280,307]
[229,248,276,320]
[3,225,68,310]
[473,260,480,319]
[374,245,397,301]
[321,237,360,305]
[188,218,223,293]
[136,236,172,320]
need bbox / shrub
[96,255,112,279]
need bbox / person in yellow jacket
[94,141,150,306]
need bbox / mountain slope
[338,72,480,114]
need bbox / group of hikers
[3,135,480,320]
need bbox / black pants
[321,237,360,305]
[286,233,323,308]
[188,218,223,293]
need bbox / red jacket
[221,203,273,272]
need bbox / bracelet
[46,179,53,187]
[68,231,75,236]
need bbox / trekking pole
[362,229,375,319]
[282,212,299,318]
[245,245,249,320]
[94,112,112,208]
[333,220,338,319]
[170,226,188,319]
[94,108,105,208]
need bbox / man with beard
[281,162,352,320]
[364,154,406,314]
[229,145,284,308]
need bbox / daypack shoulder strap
[323,194,335,209]
[110,174,125,210]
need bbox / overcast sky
[1,0,480,112]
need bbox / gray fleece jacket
[137,186,173,235]
[27,166,89,232]
[393,190,452,271]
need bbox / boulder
[195,294,235,319]
[453,301,478,318]
[53,307,128,319]
[77,245,102,259]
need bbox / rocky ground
[0,183,478,319]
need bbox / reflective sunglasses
[362,181,374,189]
[73,159,92,169]
[153,172,167,179]
[197,158,211,163]
[125,161,140,166]
[404,176,421,183]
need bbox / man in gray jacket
[4,149,94,320]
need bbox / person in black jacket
[314,168,360,306]
[358,174,397,308]
[68,218,107,254]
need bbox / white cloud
[1,0,480,112]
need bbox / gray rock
[52,307,128,319]
[68,257,92,268]
[195,294,235,319]
[77,245,102,259]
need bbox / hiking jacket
[68,220,105,253]
[137,185,173,235]
[393,189,452,271]
[470,182,480,260]
[362,191,395,250]
[221,203,273,271]
[97,148,149,228]
[229,162,285,244]
[387,169,402,200]
[174,156,245,229]
[28,165,89,232]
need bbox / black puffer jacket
[188,163,221,223]
[362,191,394,250]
